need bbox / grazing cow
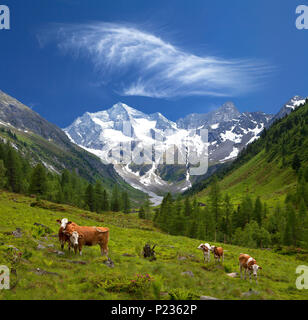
[210,246,224,263]
[197,243,211,263]
[64,221,110,257]
[56,218,75,251]
[239,253,262,283]
[69,231,80,255]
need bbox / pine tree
[61,169,70,189]
[242,195,254,224]
[94,181,104,212]
[139,206,146,219]
[85,184,95,212]
[0,159,6,188]
[5,147,22,193]
[209,176,221,241]
[292,154,301,172]
[143,199,151,219]
[222,194,232,243]
[29,163,48,196]
[102,189,109,211]
[253,196,263,226]
[171,197,184,235]
[111,185,120,212]
[184,197,192,217]
[188,198,199,238]
[298,199,307,246]
[0,143,4,161]
[121,191,131,214]
[284,204,297,246]
[304,166,308,183]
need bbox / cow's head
[70,231,81,247]
[210,245,216,252]
[56,218,71,230]
[198,243,210,251]
[250,264,262,277]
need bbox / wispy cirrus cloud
[38,22,272,98]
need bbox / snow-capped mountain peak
[268,95,307,127]
[64,101,276,201]
[285,96,306,110]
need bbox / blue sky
[0,0,307,127]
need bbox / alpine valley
[64,96,306,204]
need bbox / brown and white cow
[210,246,224,263]
[56,218,75,251]
[197,243,211,263]
[64,221,110,257]
[239,253,262,283]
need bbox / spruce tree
[292,154,301,172]
[29,163,48,196]
[209,176,221,241]
[0,159,6,188]
[111,185,120,212]
[253,196,263,226]
[94,181,104,212]
[184,197,192,217]
[85,184,95,212]
[102,189,109,211]
[139,206,146,219]
[284,204,297,246]
[6,147,22,193]
[298,199,307,246]
[222,194,232,243]
[122,191,131,214]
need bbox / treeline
[0,141,131,213]
[154,175,308,249]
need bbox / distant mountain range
[0,89,305,204]
[64,96,306,201]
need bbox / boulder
[12,228,22,238]
[178,256,187,261]
[181,271,194,277]
[200,296,220,300]
[227,272,239,278]
[122,253,136,257]
[241,290,260,297]
[33,268,60,277]
[103,258,114,268]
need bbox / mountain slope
[194,98,308,206]
[0,90,146,203]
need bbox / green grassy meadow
[0,191,307,300]
[197,150,299,209]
